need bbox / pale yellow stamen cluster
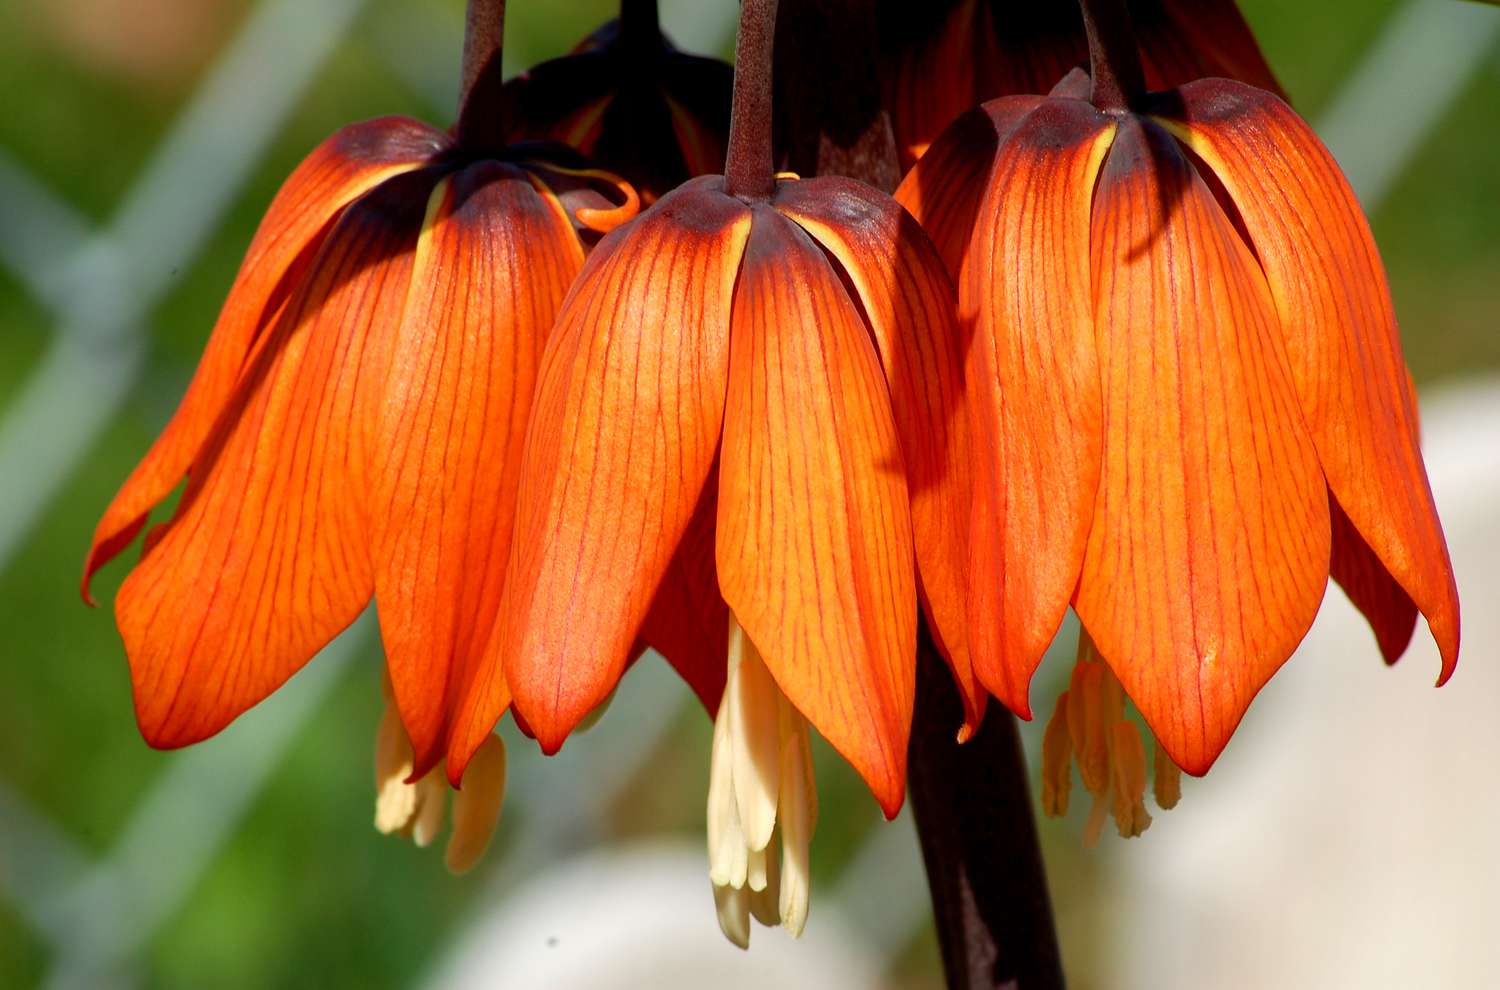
[706,616,818,948]
[1041,630,1182,846]
[373,680,507,874]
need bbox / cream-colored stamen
[371,692,508,874]
[409,772,448,848]
[706,615,818,948]
[374,701,420,834]
[445,732,507,874]
[1039,629,1181,844]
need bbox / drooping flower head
[503,0,733,202]
[82,3,637,870]
[449,0,976,943]
[897,3,1460,836]
[880,0,1284,168]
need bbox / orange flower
[82,110,636,865]
[881,0,1284,169]
[448,171,975,816]
[897,74,1460,817]
[503,0,732,202]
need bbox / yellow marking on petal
[773,171,800,182]
[445,733,507,874]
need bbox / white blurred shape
[1103,376,1500,989]
[422,842,882,990]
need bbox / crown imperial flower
[897,7,1460,817]
[83,4,638,870]
[503,0,732,202]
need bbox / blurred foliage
[0,0,1496,988]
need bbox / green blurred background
[0,1,1496,988]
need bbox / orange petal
[84,118,447,601]
[1330,499,1417,664]
[716,208,916,816]
[961,101,1115,718]
[1146,0,1286,99]
[1159,80,1458,680]
[882,2,1079,171]
[370,163,583,773]
[465,182,751,766]
[1075,117,1331,775]
[894,96,1041,287]
[639,467,729,716]
[115,175,430,748]
[775,176,984,738]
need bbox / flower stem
[772,0,899,190]
[908,629,1065,989]
[1078,0,1146,113]
[456,0,507,150]
[722,0,779,200]
[619,0,660,56]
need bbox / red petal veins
[639,467,730,716]
[717,209,916,817]
[775,176,985,738]
[962,100,1115,718]
[1075,117,1331,776]
[1159,80,1458,681]
[371,163,583,775]
[84,118,448,600]
[462,183,751,768]
[115,178,429,748]
[894,97,1041,288]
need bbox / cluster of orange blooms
[83,0,1459,948]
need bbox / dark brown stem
[619,0,660,55]
[722,0,779,200]
[456,0,507,149]
[772,0,899,190]
[908,628,1065,989]
[1078,0,1146,113]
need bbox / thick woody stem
[1078,0,1147,112]
[619,0,660,56]
[722,0,780,200]
[456,0,507,149]
[909,630,1066,989]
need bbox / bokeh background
[1,1,1497,987]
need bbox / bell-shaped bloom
[448,172,977,825]
[503,15,732,202]
[880,0,1284,168]
[897,77,1460,783]
[82,111,637,847]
